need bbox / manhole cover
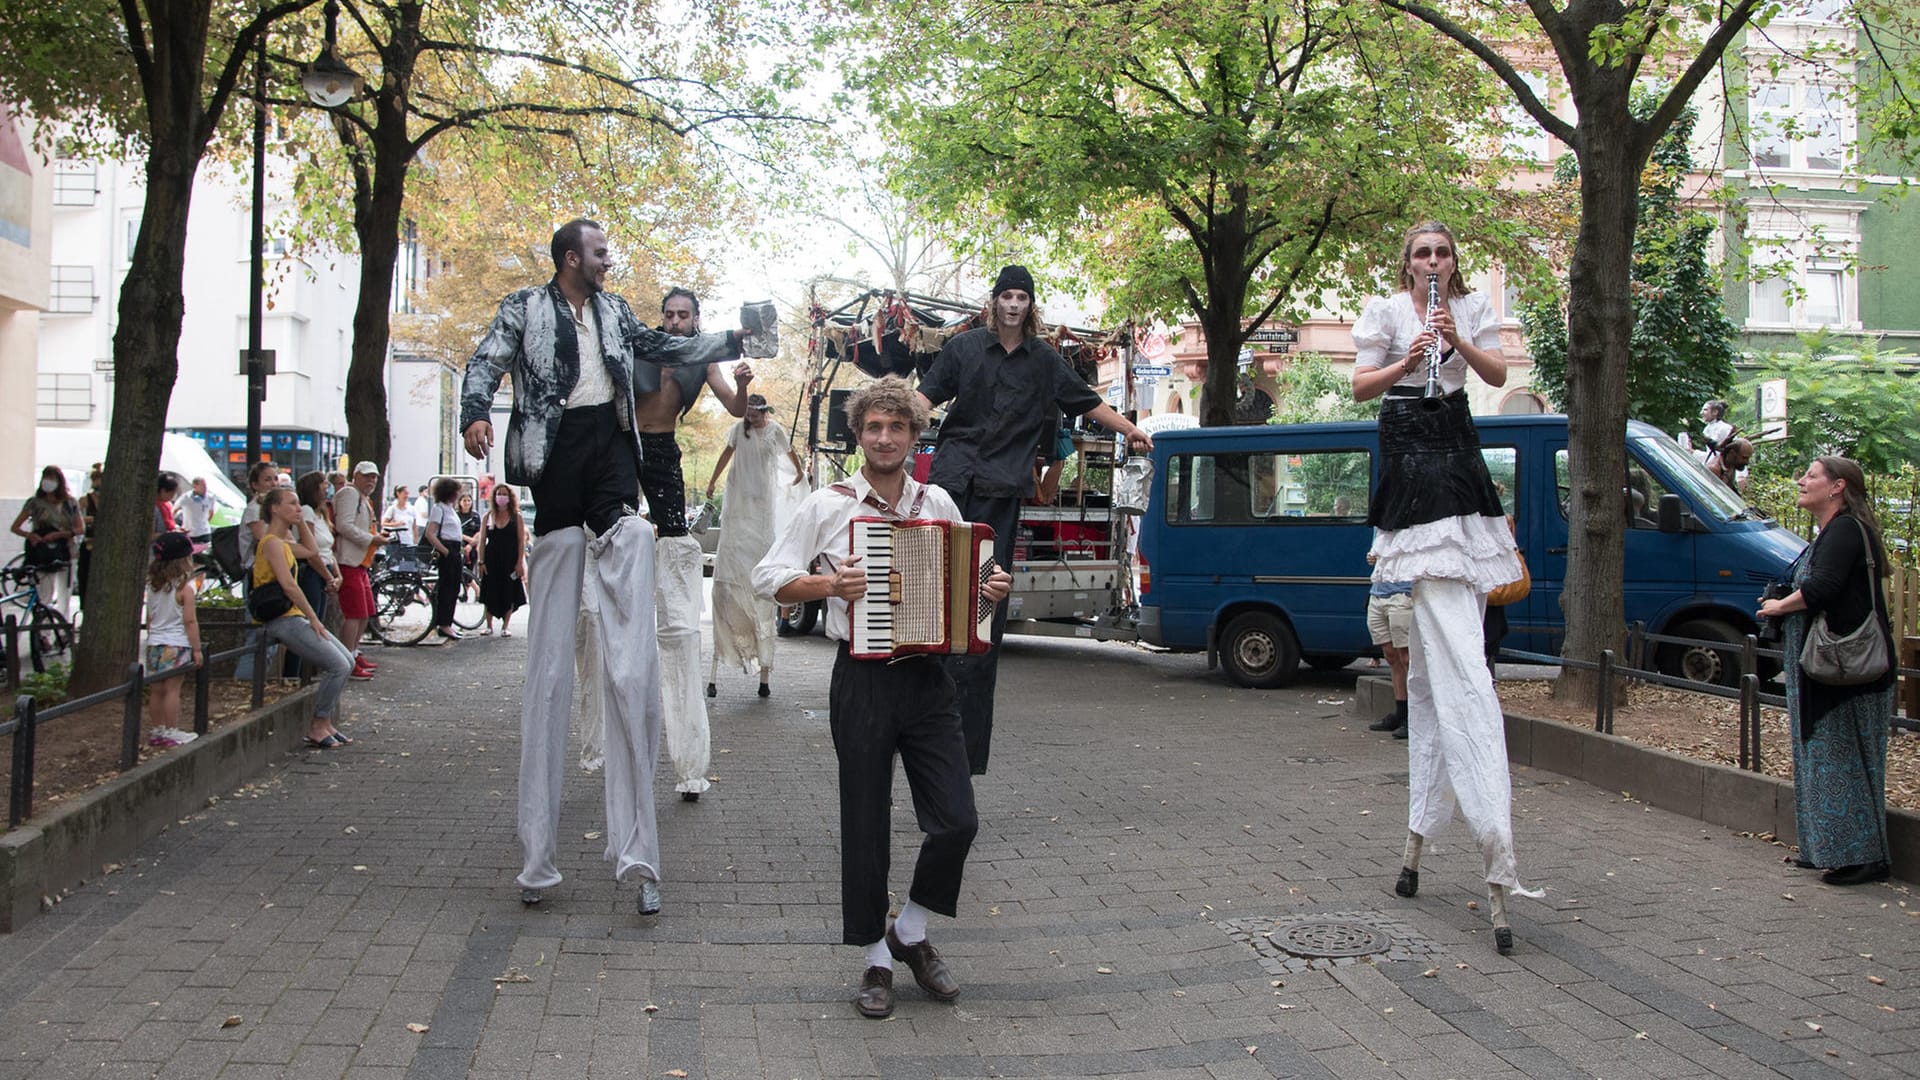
[1271,919,1391,959]
[1219,911,1433,974]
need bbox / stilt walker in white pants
[459,218,750,914]
[1351,221,1538,954]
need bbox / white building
[35,146,362,484]
[0,102,52,526]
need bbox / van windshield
[1632,432,1757,523]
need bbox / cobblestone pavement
[2,626,1916,1080]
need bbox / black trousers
[531,404,641,537]
[830,642,978,945]
[433,547,462,629]
[939,484,1022,774]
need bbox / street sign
[1132,365,1171,377]
[1247,327,1298,346]
[1755,378,1788,442]
[237,348,277,375]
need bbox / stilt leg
[1489,883,1513,955]
[1395,832,1423,897]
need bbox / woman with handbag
[10,466,81,621]
[1351,222,1532,953]
[1757,456,1895,886]
[253,489,357,748]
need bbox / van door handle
[1547,546,1567,555]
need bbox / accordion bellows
[849,517,997,659]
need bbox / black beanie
[991,265,1036,298]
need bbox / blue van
[1134,415,1805,687]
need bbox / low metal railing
[3,635,282,828]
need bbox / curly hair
[844,376,928,437]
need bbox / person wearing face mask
[913,265,1153,776]
[475,485,529,636]
[1351,220,1531,955]
[12,466,81,620]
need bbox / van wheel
[777,601,818,636]
[1657,619,1743,688]
[1219,612,1300,689]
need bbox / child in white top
[145,532,202,735]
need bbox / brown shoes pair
[855,929,962,1019]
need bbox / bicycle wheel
[28,605,75,672]
[452,567,485,631]
[368,572,435,645]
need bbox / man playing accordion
[753,377,1012,1020]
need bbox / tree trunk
[341,2,421,476]
[1197,192,1252,427]
[66,116,201,694]
[1554,86,1645,707]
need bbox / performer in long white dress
[706,394,808,699]
[1350,221,1535,955]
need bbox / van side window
[1481,446,1517,517]
[1624,462,1671,530]
[1167,451,1369,524]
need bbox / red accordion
[847,517,997,659]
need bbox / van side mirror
[1657,492,1688,533]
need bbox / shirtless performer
[639,287,751,802]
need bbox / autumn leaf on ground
[407,1022,429,1033]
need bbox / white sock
[864,938,892,970]
[893,900,931,945]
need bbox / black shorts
[638,431,689,537]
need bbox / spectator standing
[1757,456,1896,886]
[253,488,356,746]
[144,532,202,735]
[152,474,181,539]
[289,471,344,677]
[476,484,529,636]
[76,463,103,611]
[11,465,81,620]
[382,485,417,545]
[330,462,388,680]
[457,492,482,600]
[238,461,282,575]
[424,477,465,642]
[175,477,216,550]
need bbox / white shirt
[566,299,615,408]
[174,491,215,536]
[752,469,963,644]
[426,502,462,550]
[383,499,417,545]
[1351,291,1502,395]
[301,505,336,570]
[239,498,263,569]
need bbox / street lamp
[247,2,362,477]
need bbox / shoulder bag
[1487,516,1530,607]
[1799,516,1890,686]
[246,538,295,623]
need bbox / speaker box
[825,388,854,447]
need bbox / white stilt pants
[517,519,665,889]
[655,534,711,795]
[1406,576,1531,893]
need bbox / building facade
[0,101,52,524]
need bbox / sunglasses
[1410,246,1453,260]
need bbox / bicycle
[1,562,78,676]
[366,544,483,646]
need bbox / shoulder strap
[1854,515,1882,618]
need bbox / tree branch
[1380,0,1578,147]
[1640,0,1763,158]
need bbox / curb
[1350,676,1918,880]
[0,684,318,933]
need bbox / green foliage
[1741,462,1917,568]
[847,0,1538,423]
[1727,331,1920,477]
[1266,353,1379,425]
[18,663,71,708]
[196,584,246,611]
[1522,97,1739,434]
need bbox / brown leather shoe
[855,966,894,1018]
[886,927,961,1001]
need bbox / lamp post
[246,0,361,478]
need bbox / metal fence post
[10,694,36,828]
[1743,634,1758,687]
[251,633,267,710]
[1738,674,1756,771]
[1747,675,1764,774]
[3,615,18,688]
[120,662,145,771]
[193,658,210,735]
[1597,649,1615,734]
[1628,622,1646,672]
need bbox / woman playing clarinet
[1351,221,1534,955]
